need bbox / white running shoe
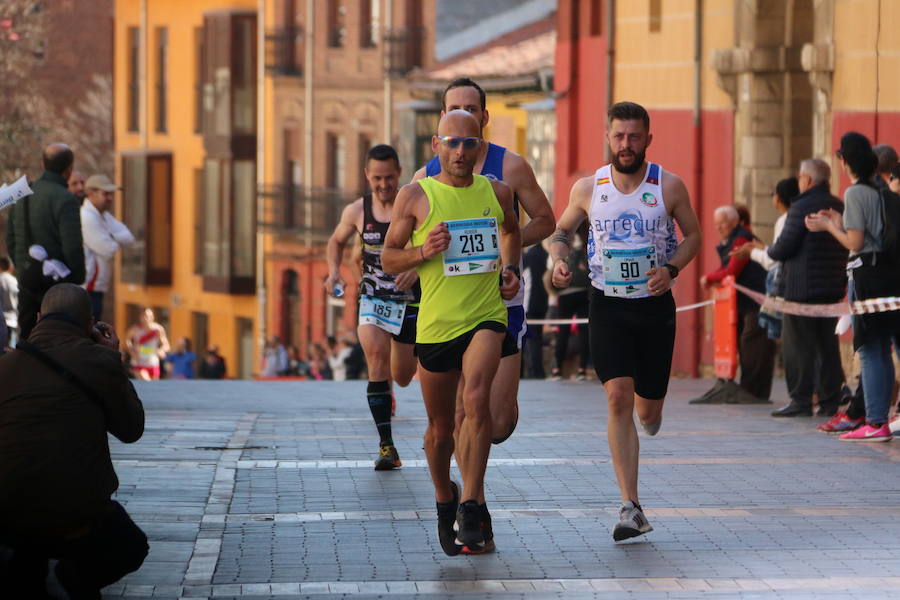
[640,415,662,436]
[612,501,653,542]
[889,415,900,435]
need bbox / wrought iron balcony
[265,28,303,76]
[385,26,426,77]
[259,184,353,242]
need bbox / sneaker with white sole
[889,415,900,435]
[639,415,662,436]
[612,500,653,541]
[839,422,892,442]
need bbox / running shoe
[639,415,662,436]
[817,411,864,433]
[461,503,495,554]
[839,423,892,442]
[436,481,463,556]
[612,500,653,542]
[549,368,562,381]
[455,500,484,548]
[373,444,401,470]
[890,414,900,435]
[575,369,588,381]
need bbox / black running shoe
[461,503,495,554]
[436,481,463,556]
[374,444,401,471]
[455,500,484,548]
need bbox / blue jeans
[851,280,895,425]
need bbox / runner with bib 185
[550,102,701,541]
[325,144,420,471]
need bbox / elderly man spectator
[0,257,18,347]
[766,158,849,417]
[5,143,86,340]
[68,170,86,204]
[701,206,774,401]
[81,174,135,321]
[0,284,147,598]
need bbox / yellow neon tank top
[412,174,507,343]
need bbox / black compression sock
[367,380,393,446]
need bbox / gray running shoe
[639,415,662,436]
[612,501,653,541]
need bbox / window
[201,158,256,293]
[360,0,379,48]
[194,27,204,133]
[326,133,346,190]
[649,0,662,32]
[328,0,346,47]
[358,133,372,190]
[127,26,140,132]
[155,27,168,132]
[590,1,602,36]
[236,317,254,379]
[194,168,204,274]
[121,152,173,285]
[202,12,257,156]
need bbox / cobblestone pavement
[95,378,900,599]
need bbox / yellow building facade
[114,0,272,378]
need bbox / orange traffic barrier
[713,276,738,380]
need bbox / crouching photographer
[0,283,147,599]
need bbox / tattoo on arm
[550,228,571,248]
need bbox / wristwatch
[503,265,521,278]
[662,263,679,279]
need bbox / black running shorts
[416,321,507,373]
[392,304,418,345]
[589,287,676,400]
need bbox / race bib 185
[443,218,500,276]
[602,245,656,296]
[358,295,407,335]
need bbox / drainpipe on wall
[256,0,268,357]
[692,0,704,378]
[140,0,147,150]
[303,0,314,248]
[383,0,393,143]
[604,0,615,163]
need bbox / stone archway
[713,0,829,241]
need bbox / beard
[610,146,646,174]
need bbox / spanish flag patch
[596,177,610,185]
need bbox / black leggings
[1,500,148,598]
[554,290,590,371]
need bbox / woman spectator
[806,132,900,442]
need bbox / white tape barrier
[526,299,714,326]
[733,282,900,318]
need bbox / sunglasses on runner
[436,135,481,150]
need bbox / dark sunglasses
[436,135,481,150]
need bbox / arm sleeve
[105,213,137,246]
[706,237,751,284]
[82,210,121,260]
[58,197,86,284]
[97,351,145,443]
[766,206,806,262]
[842,188,866,231]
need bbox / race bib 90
[443,218,500,276]
[602,245,656,296]
[358,295,407,335]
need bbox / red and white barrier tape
[733,282,900,318]
[526,299,714,326]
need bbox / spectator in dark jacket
[199,345,227,379]
[5,143,86,340]
[523,242,549,379]
[767,158,849,417]
[702,206,774,400]
[0,284,147,598]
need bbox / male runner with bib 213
[551,102,701,541]
[383,110,521,556]
[325,145,419,471]
[413,79,554,449]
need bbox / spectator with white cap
[80,174,135,321]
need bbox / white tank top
[586,162,678,298]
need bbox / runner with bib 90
[550,102,701,541]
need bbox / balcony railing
[259,185,354,242]
[265,28,303,76]
[384,26,426,77]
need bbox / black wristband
[662,263,679,279]
[503,265,521,278]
